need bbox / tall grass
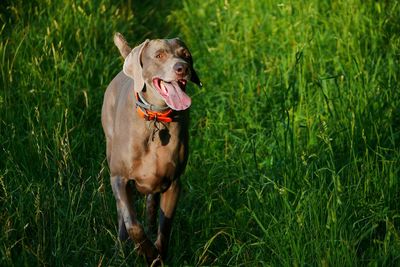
[1,0,399,266]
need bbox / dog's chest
[128,124,186,193]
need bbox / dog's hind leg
[155,180,180,260]
[146,193,160,239]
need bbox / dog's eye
[155,52,165,59]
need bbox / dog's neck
[141,84,168,109]
[135,87,178,123]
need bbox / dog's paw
[134,238,160,266]
[149,254,163,267]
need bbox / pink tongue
[162,81,191,110]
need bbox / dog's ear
[191,67,202,87]
[123,39,150,93]
[114,32,132,59]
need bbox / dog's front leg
[155,180,180,259]
[111,176,160,264]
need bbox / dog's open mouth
[153,78,192,111]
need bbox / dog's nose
[173,62,189,76]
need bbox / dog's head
[114,33,202,111]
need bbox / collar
[135,92,177,123]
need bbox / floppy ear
[191,67,202,87]
[114,32,131,59]
[123,39,150,93]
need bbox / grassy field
[1,0,400,266]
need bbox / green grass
[1,0,400,266]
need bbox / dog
[101,33,201,265]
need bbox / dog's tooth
[160,81,168,94]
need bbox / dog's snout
[173,62,189,76]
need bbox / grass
[1,0,400,266]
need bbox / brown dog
[101,33,201,265]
